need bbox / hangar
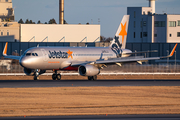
[20,24,100,42]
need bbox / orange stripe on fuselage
[48,61,60,64]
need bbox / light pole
[175,51,176,65]
[20,50,22,56]
[15,50,17,56]
[167,50,169,66]
[175,50,177,73]
[15,50,17,71]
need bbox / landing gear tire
[88,76,97,81]
[57,74,61,80]
[52,73,61,80]
[92,75,97,81]
[88,76,92,81]
[52,74,57,80]
[34,76,39,80]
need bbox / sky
[12,0,180,38]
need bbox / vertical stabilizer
[110,15,129,49]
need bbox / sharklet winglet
[160,43,178,58]
[169,43,178,57]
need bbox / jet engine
[24,68,35,76]
[24,68,46,76]
[78,65,100,76]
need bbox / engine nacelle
[24,68,46,76]
[78,65,100,76]
[24,68,35,76]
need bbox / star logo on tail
[67,49,73,59]
[119,22,127,44]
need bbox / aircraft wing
[95,43,178,65]
[3,42,21,60]
[70,43,178,67]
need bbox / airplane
[2,15,178,80]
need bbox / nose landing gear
[52,70,61,80]
[34,69,40,80]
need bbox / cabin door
[41,49,48,61]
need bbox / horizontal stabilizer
[3,42,8,56]
[124,50,158,55]
[2,42,21,60]
[3,55,21,60]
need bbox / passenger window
[26,53,31,56]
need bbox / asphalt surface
[1,114,180,120]
[1,80,180,119]
[0,80,180,88]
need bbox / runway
[1,114,180,120]
[0,80,180,88]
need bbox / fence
[1,64,180,75]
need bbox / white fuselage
[20,47,132,70]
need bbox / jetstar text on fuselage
[48,50,68,59]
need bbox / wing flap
[123,50,158,55]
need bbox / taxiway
[0,80,179,88]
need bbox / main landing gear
[88,75,97,81]
[52,70,61,80]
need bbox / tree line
[100,36,113,42]
[18,18,67,24]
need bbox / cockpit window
[25,53,38,56]
[26,53,31,56]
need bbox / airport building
[0,0,19,42]
[127,0,180,43]
[20,24,100,43]
[0,0,14,22]
[0,22,20,42]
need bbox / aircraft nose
[19,57,31,68]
